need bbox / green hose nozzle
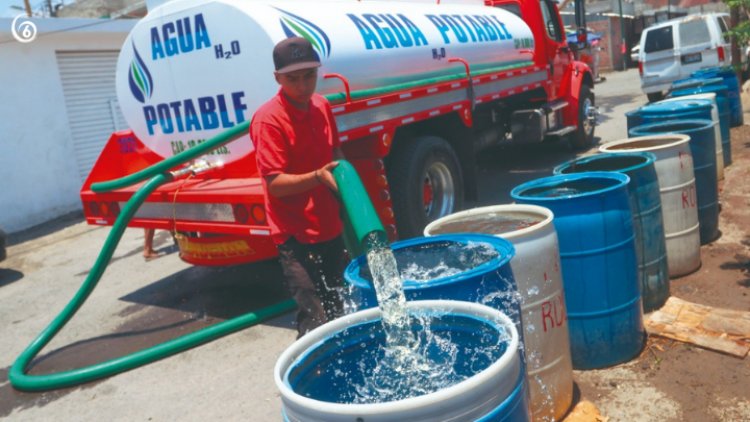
[91,121,249,193]
[332,160,388,257]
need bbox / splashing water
[352,313,462,404]
[364,233,415,347]
[339,233,514,404]
[383,240,500,283]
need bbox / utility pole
[45,0,57,17]
[667,0,671,20]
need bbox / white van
[638,13,732,102]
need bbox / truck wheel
[387,136,464,239]
[646,92,664,103]
[570,84,595,150]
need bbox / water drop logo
[275,8,331,58]
[128,43,154,103]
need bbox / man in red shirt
[250,37,348,338]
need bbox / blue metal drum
[630,119,719,244]
[511,172,644,369]
[553,153,669,312]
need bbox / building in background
[563,0,729,73]
[0,18,135,233]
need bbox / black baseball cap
[273,37,321,74]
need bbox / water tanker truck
[80,0,596,266]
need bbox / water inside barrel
[358,240,501,282]
[521,178,620,198]
[428,211,543,235]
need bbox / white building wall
[0,18,135,233]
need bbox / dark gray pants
[277,236,349,338]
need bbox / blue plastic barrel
[692,67,743,127]
[553,153,669,312]
[625,109,643,134]
[670,76,723,91]
[630,120,719,244]
[639,99,713,124]
[670,84,732,166]
[275,300,531,422]
[627,99,714,136]
[510,172,644,369]
[345,234,520,330]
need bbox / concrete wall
[0,18,134,233]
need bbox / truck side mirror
[577,28,588,48]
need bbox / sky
[0,0,75,18]
[1,0,47,18]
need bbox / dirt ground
[570,125,750,422]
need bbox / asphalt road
[0,68,648,421]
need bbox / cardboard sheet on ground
[562,400,608,422]
[645,297,750,358]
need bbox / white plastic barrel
[600,135,701,277]
[424,204,573,422]
[274,300,528,422]
[658,93,724,180]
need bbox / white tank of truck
[116,0,535,164]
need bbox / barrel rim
[599,134,690,153]
[422,204,554,241]
[274,300,520,416]
[670,83,729,98]
[552,152,656,176]
[639,99,713,115]
[629,118,714,137]
[345,233,516,289]
[658,94,717,111]
[509,172,630,203]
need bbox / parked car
[630,45,639,63]
[638,13,732,102]
[0,227,6,262]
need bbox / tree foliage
[724,0,750,44]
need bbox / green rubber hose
[91,121,250,193]
[9,172,295,391]
[332,160,388,257]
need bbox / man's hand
[316,161,339,194]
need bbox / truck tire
[646,92,664,103]
[570,84,595,150]
[387,136,464,239]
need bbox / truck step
[546,125,577,137]
[545,100,569,113]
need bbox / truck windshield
[679,18,710,47]
[644,26,674,53]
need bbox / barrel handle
[324,73,352,104]
[448,57,475,111]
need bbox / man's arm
[265,161,339,198]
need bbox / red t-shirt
[250,90,342,245]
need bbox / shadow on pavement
[0,259,294,417]
[0,268,24,288]
[6,212,85,247]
